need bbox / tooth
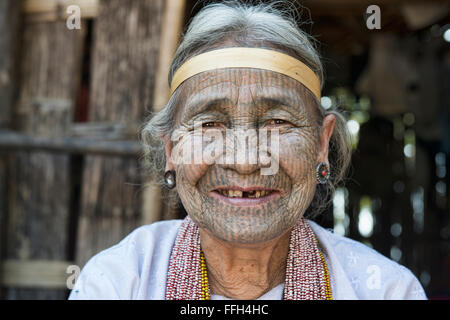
[255,191,261,198]
[227,190,240,197]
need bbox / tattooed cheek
[177,176,203,219]
[277,135,316,181]
[171,131,211,185]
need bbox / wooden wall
[0,0,186,299]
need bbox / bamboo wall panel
[76,0,165,267]
[3,19,85,299]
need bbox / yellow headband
[170,47,321,100]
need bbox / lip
[207,186,283,207]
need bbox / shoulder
[88,219,183,274]
[69,219,183,300]
[308,220,427,300]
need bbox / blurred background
[0,0,448,299]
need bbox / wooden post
[152,0,186,112]
[0,0,21,300]
[142,0,186,226]
[4,16,85,299]
[75,0,166,267]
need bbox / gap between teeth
[218,190,272,198]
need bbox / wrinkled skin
[165,68,335,298]
[166,68,334,244]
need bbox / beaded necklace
[166,216,333,300]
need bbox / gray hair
[140,0,352,218]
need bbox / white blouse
[68,219,427,300]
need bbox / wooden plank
[76,0,165,268]
[0,260,73,289]
[0,0,21,300]
[4,19,85,299]
[0,120,143,156]
[0,130,142,156]
[142,0,186,227]
[70,121,142,140]
[16,22,85,105]
[0,0,20,128]
[23,0,99,22]
[153,0,186,112]
[88,0,164,122]
[6,104,73,299]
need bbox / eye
[202,121,222,128]
[266,119,289,126]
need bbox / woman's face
[166,68,333,244]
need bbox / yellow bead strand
[200,251,210,300]
[318,249,333,300]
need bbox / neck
[199,228,292,300]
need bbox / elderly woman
[69,2,426,300]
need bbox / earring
[316,162,330,184]
[164,171,176,189]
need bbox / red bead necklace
[166,216,332,300]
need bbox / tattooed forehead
[176,68,319,124]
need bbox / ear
[165,139,176,172]
[317,114,336,165]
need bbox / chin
[195,209,297,244]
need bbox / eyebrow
[181,86,309,122]
[181,91,233,122]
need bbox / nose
[218,131,266,175]
[225,162,261,175]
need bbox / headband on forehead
[169,47,322,100]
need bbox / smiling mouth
[209,187,281,206]
[214,189,274,198]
